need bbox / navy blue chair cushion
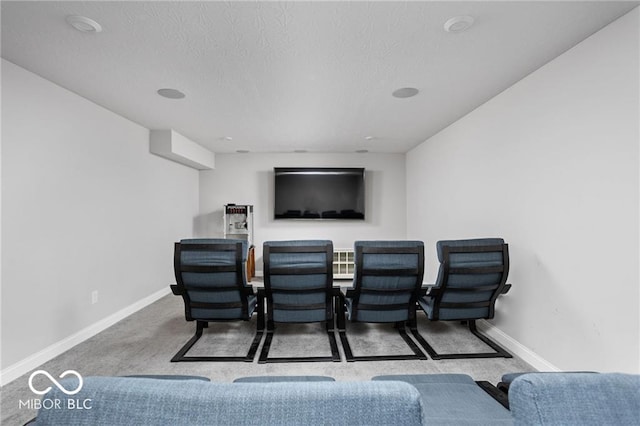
[263,240,333,323]
[346,240,424,323]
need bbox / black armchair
[259,240,340,363]
[170,239,263,362]
[413,238,512,359]
[337,241,428,361]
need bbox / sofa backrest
[509,372,640,425]
[31,377,425,425]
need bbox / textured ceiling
[1,1,637,154]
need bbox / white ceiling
[2,1,637,154]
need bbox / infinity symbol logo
[28,370,83,396]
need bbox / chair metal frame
[338,244,428,362]
[259,242,340,363]
[170,241,264,362]
[413,243,512,360]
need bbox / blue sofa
[509,372,640,425]
[29,372,639,425]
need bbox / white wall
[1,60,199,374]
[198,153,406,270]
[407,9,639,373]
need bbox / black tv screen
[274,167,365,220]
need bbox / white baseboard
[0,287,171,387]
[478,319,560,372]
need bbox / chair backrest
[350,240,425,323]
[263,240,334,323]
[431,238,509,321]
[174,238,252,321]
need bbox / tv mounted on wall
[274,167,365,220]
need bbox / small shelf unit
[333,249,355,279]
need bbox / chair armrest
[334,288,347,330]
[423,285,442,297]
[170,285,182,295]
[241,285,257,297]
[501,284,512,294]
[419,285,435,296]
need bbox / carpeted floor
[1,291,533,425]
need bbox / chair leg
[339,321,427,362]
[257,328,274,364]
[171,321,206,362]
[407,319,439,359]
[259,320,341,364]
[398,321,428,360]
[339,330,355,362]
[172,318,263,363]
[413,319,513,360]
[467,320,512,358]
[326,319,341,362]
[247,293,266,362]
[335,292,354,361]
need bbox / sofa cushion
[509,372,640,425]
[124,374,210,381]
[233,376,335,383]
[373,374,513,425]
[373,373,478,385]
[32,376,425,425]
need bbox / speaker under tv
[274,167,365,220]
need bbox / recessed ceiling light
[236,150,250,154]
[356,149,369,154]
[364,136,375,141]
[157,88,186,99]
[66,15,102,33]
[444,16,475,33]
[392,87,419,98]
[222,136,233,141]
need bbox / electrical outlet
[91,290,99,305]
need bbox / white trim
[0,287,171,387]
[478,320,561,372]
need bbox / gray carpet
[1,292,533,425]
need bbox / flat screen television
[274,167,365,220]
